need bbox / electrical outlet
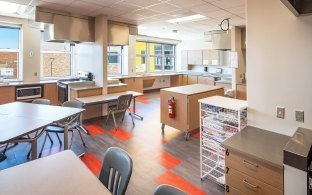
[295,110,304,122]
[276,106,285,119]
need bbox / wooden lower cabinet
[182,74,188,85]
[43,83,58,105]
[236,84,247,100]
[170,75,182,87]
[226,185,246,195]
[197,76,214,85]
[225,149,283,195]
[187,75,198,85]
[0,86,15,104]
[123,78,143,93]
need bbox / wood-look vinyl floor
[0,91,224,195]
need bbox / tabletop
[0,102,84,122]
[0,115,52,143]
[0,150,111,195]
[76,91,143,105]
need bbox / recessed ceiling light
[0,1,26,14]
[167,14,206,23]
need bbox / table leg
[129,97,143,120]
[79,114,89,134]
[31,140,37,160]
[64,125,69,150]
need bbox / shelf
[200,97,247,186]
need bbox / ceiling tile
[226,6,245,14]
[169,0,206,8]
[122,0,160,7]
[211,0,245,9]
[147,3,180,14]
[167,9,196,18]
[134,8,160,17]
[203,10,232,19]
[189,3,220,14]
[117,13,145,21]
[109,2,142,11]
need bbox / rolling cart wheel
[184,132,190,141]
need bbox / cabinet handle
[242,159,259,168]
[226,167,229,174]
[225,149,229,156]
[243,179,259,189]
[225,185,229,193]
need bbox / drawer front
[225,149,283,189]
[226,185,247,195]
[226,168,282,195]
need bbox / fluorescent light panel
[167,14,206,23]
[0,1,25,14]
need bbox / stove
[57,78,92,104]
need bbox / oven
[57,81,68,105]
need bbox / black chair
[105,94,135,130]
[99,147,133,195]
[154,184,187,195]
[38,100,86,157]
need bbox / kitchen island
[160,84,224,140]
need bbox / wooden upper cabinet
[187,50,203,65]
[0,86,15,104]
[181,50,188,70]
[202,50,219,65]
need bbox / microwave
[16,86,43,100]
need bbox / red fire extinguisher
[168,97,175,118]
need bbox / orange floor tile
[190,129,200,139]
[85,124,105,136]
[108,128,133,141]
[153,150,181,169]
[155,171,206,195]
[80,153,103,175]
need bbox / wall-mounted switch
[276,106,285,119]
[295,110,304,123]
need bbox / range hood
[35,7,95,43]
[204,30,231,50]
[281,0,312,16]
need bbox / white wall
[0,16,40,82]
[176,39,212,71]
[247,0,312,135]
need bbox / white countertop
[198,95,247,110]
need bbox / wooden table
[0,150,111,195]
[76,91,143,120]
[0,102,84,159]
[160,84,224,140]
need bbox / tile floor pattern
[0,90,224,195]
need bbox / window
[0,24,21,79]
[108,45,123,75]
[40,31,73,78]
[135,42,147,73]
[135,41,175,73]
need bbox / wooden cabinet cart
[160,84,224,140]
